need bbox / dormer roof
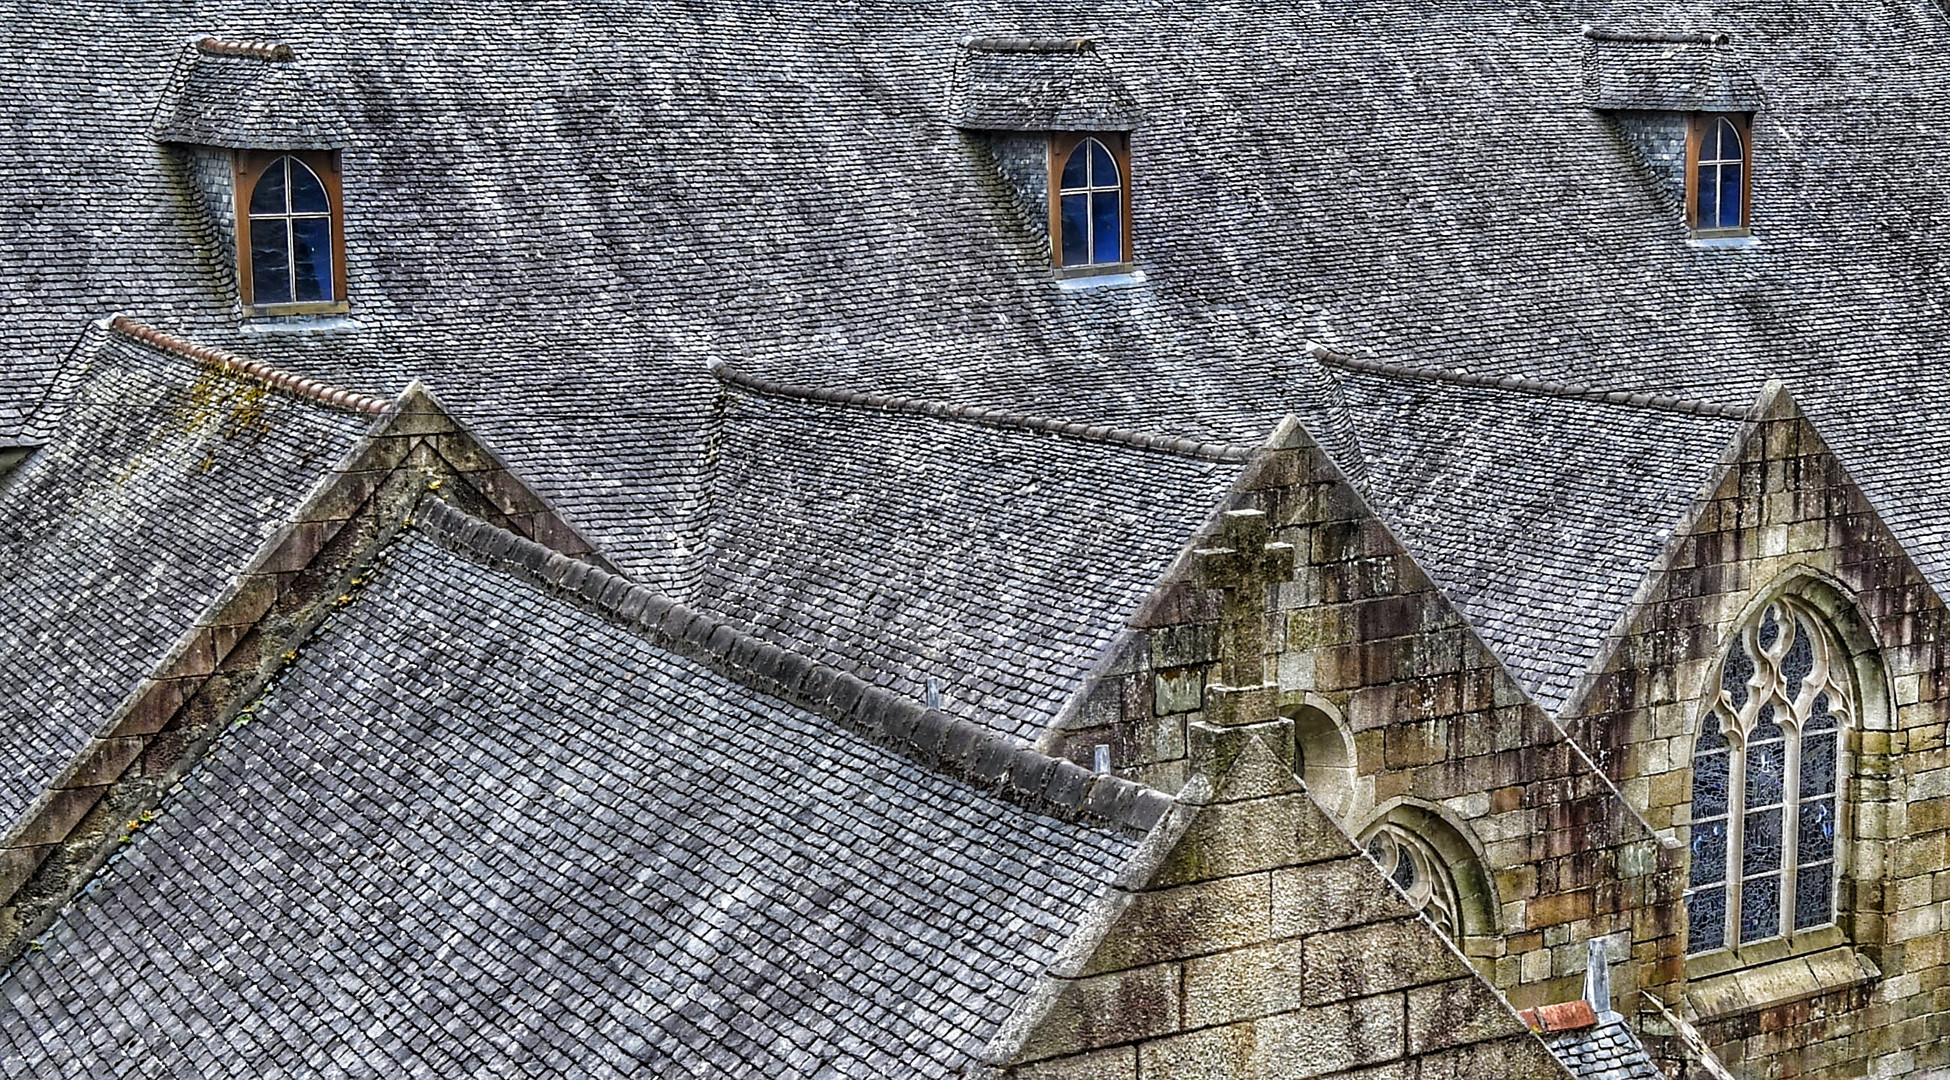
[947,35,1141,131]
[1580,26,1762,112]
[149,36,351,149]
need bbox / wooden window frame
[1686,112,1753,237]
[233,149,350,316]
[1048,131,1133,274]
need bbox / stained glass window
[1056,137,1124,268]
[248,155,336,306]
[1687,600,1853,953]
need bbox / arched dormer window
[234,151,347,314]
[1690,114,1750,235]
[1686,597,1851,953]
[1050,133,1130,272]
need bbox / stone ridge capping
[709,361,1255,463]
[414,498,1175,836]
[961,36,1095,54]
[1310,345,1751,420]
[108,317,392,416]
[1582,25,1732,46]
[195,37,295,61]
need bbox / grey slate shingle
[0,529,1143,1078]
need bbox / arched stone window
[1687,597,1852,953]
[1357,803,1496,947]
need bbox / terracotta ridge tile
[195,36,296,62]
[107,317,392,416]
[413,497,1174,836]
[709,361,1256,464]
[1310,345,1751,420]
[960,36,1096,54]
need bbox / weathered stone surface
[1303,919,1472,1006]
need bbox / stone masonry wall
[1000,720,1574,1080]
[1048,418,1686,1015]
[1565,388,1950,1080]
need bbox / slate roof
[694,374,1250,740]
[3,0,1950,747]
[1581,31,1764,111]
[0,322,371,831]
[150,38,352,149]
[948,37,1143,131]
[0,520,1149,1078]
[1539,1013,1667,1080]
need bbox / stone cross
[1195,508,1295,727]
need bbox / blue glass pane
[1741,875,1781,943]
[1059,194,1089,265]
[289,160,330,214]
[1716,118,1742,162]
[1697,709,1728,753]
[1686,888,1726,953]
[1759,607,1780,650]
[1744,806,1782,876]
[1721,642,1753,711]
[1799,798,1836,863]
[250,221,292,305]
[1690,819,1727,887]
[1719,163,1743,228]
[1061,145,1089,191]
[1784,623,1814,696]
[1807,693,1838,732]
[1795,862,1833,930]
[291,217,334,302]
[1089,139,1116,187]
[1090,191,1121,265]
[1693,747,1730,817]
[250,160,287,215]
[1697,165,1719,229]
[1747,738,1785,809]
[1801,731,1837,797]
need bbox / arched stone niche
[1283,698,1358,819]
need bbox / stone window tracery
[1362,822,1464,941]
[1687,599,1850,954]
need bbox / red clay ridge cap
[108,316,391,416]
[196,37,296,62]
[1308,344,1750,421]
[1519,999,1600,1033]
[709,361,1255,464]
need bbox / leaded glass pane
[250,160,287,215]
[1059,194,1089,264]
[1060,145,1089,190]
[1741,875,1781,943]
[1693,746,1730,817]
[1758,606,1780,650]
[1697,709,1728,753]
[1744,806,1782,876]
[1687,888,1726,952]
[1088,139,1116,187]
[1090,192,1121,265]
[1747,728,1786,809]
[1795,861,1833,930]
[1697,164,1719,228]
[1807,692,1837,731]
[1801,731,1837,797]
[1716,118,1743,162]
[1721,643,1754,711]
[1799,797,1836,864]
[250,222,292,305]
[1690,819,1728,887]
[1784,623,1814,698]
[1719,163,1743,228]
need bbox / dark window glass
[1741,876,1780,943]
[1808,693,1838,731]
[1059,194,1090,266]
[1697,117,1745,232]
[1693,746,1730,818]
[1090,192,1121,265]
[1089,139,1115,184]
[1799,798,1836,864]
[291,217,334,302]
[1758,605,1779,650]
[1721,642,1754,711]
[1784,622,1814,694]
[1744,806,1782,876]
[1690,819,1727,887]
[1687,889,1726,952]
[1794,862,1833,930]
[1056,137,1124,268]
[1061,147,1089,190]
[290,161,331,214]
[1801,731,1838,797]
[250,223,293,305]
[250,164,286,216]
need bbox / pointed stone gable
[996,717,1572,1080]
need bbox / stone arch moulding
[1710,566,1894,732]
[1280,694,1357,819]
[1351,797,1500,958]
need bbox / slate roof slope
[0,324,372,830]
[150,37,352,148]
[1332,364,1745,714]
[1539,1014,1666,1080]
[0,524,1149,1079]
[693,378,1250,741]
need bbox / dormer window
[1050,133,1131,273]
[234,150,347,314]
[1689,114,1751,236]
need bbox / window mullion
[1782,721,1803,940]
[1727,740,1746,950]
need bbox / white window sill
[240,315,360,335]
[1056,267,1146,291]
[1688,235,1760,250]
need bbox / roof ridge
[1581,25,1732,46]
[196,36,295,61]
[413,499,1175,836]
[709,362,1257,463]
[960,36,1096,54]
[108,317,392,416]
[1309,346,1750,420]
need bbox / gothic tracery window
[1687,599,1849,953]
[1363,822,1464,941]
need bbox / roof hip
[194,37,295,61]
[709,361,1257,462]
[414,498,1176,835]
[107,317,392,415]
